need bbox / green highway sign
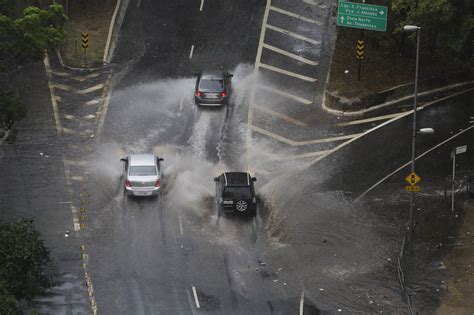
[337,1,388,32]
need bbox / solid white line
[179,97,184,111]
[299,290,305,315]
[189,45,195,59]
[336,113,402,126]
[259,63,317,82]
[192,286,200,308]
[252,125,361,146]
[43,55,62,135]
[270,5,323,25]
[354,125,474,203]
[263,43,319,66]
[254,105,308,127]
[258,84,313,105]
[254,0,271,68]
[178,215,184,235]
[266,24,321,45]
[96,74,112,136]
[199,0,204,11]
[269,150,331,161]
[104,0,122,63]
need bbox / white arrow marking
[379,10,384,15]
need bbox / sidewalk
[435,200,474,314]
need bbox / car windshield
[129,166,157,176]
[223,187,252,199]
[199,78,223,91]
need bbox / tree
[0,219,52,301]
[0,281,20,315]
[0,87,26,129]
[0,3,67,68]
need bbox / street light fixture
[403,24,421,254]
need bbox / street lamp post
[404,25,421,254]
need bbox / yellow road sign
[81,32,89,50]
[356,40,364,60]
[405,185,420,192]
[405,172,421,186]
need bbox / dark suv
[214,172,257,215]
[194,70,233,106]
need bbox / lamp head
[403,25,420,32]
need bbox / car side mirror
[158,158,164,162]
[226,74,233,78]
[252,177,257,182]
[214,177,218,182]
[120,158,127,162]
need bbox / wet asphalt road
[70,0,473,314]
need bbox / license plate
[205,93,219,99]
[134,191,152,196]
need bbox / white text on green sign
[337,1,388,32]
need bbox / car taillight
[155,180,161,188]
[125,180,131,188]
[195,91,202,97]
[220,91,227,97]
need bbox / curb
[322,80,474,117]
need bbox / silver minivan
[120,154,164,197]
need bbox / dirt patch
[435,201,474,314]
[59,0,117,68]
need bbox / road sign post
[451,145,467,211]
[81,32,89,66]
[337,1,388,32]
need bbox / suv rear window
[129,166,157,176]
[223,187,252,199]
[199,78,223,90]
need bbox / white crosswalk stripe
[266,24,322,45]
[270,5,324,25]
[263,43,319,65]
[259,63,317,82]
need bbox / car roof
[223,172,251,187]
[201,70,225,79]
[129,154,156,166]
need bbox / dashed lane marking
[43,55,62,135]
[259,63,317,82]
[192,286,200,308]
[63,157,81,231]
[254,105,308,127]
[178,215,184,235]
[354,125,474,203]
[302,0,328,9]
[336,113,402,126]
[199,0,204,11]
[263,43,319,66]
[270,5,323,25]
[299,290,305,315]
[189,45,195,59]
[258,84,313,105]
[269,150,331,161]
[251,125,361,146]
[266,24,321,45]
[81,246,98,314]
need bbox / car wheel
[235,200,248,212]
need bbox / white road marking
[63,114,78,121]
[354,125,474,203]
[84,114,96,120]
[178,215,184,235]
[189,45,195,59]
[299,290,305,315]
[302,0,328,9]
[53,83,105,94]
[104,0,122,64]
[252,125,361,146]
[269,150,331,161]
[43,55,62,135]
[96,74,112,135]
[63,157,81,231]
[53,71,101,81]
[254,0,272,69]
[179,97,184,111]
[72,176,85,181]
[254,105,308,127]
[192,286,200,308]
[52,71,71,77]
[266,24,321,45]
[199,0,204,11]
[263,43,319,66]
[259,63,317,82]
[61,127,76,135]
[71,205,81,231]
[258,84,313,105]
[270,5,323,25]
[336,113,402,126]
[85,99,101,106]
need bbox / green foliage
[0,281,20,315]
[391,0,473,62]
[0,0,15,18]
[0,88,26,129]
[0,218,52,301]
[0,3,67,68]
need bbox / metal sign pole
[451,152,456,211]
